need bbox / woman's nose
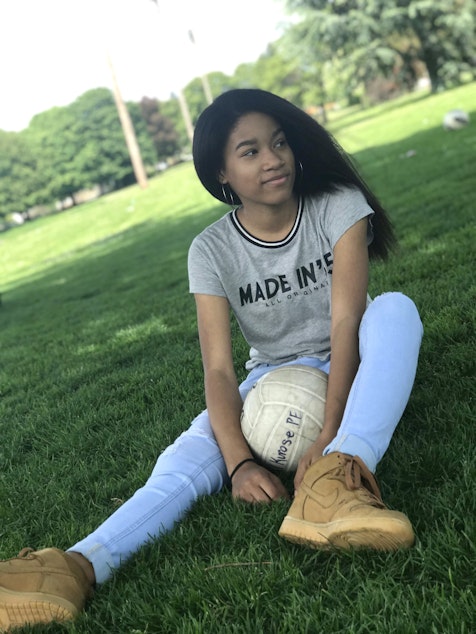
[262,148,283,169]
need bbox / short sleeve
[324,187,374,249]
[188,235,227,297]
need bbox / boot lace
[344,455,385,508]
[17,547,35,559]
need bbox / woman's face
[219,112,296,209]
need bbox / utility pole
[150,0,195,143]
[175,89,195,143]
[188,29,213,105]
[107,53,148,189]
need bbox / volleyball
[443,109,470,131]
[240,365,327,472]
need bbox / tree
[232,43,308,106]
[69,89,155,192]
[286,0,475,92]
[23,105,82,206]
[0,131,43,217]
[23,88,157,205]
[139,97,180,161]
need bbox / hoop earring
[296,160,304,189]
[221,184,237,206]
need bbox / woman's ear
[218,170,227,185]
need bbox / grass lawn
[0,83,475,634]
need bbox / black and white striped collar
[229,198,303,248]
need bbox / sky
[0,0,294,132]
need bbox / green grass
[1,83,475,633]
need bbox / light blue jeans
[70,292,423,583]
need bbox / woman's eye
[275,138,286,148]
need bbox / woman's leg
[68,412,226,583]
[324,292,424,472]
[279,293,423,550]
[68,374,267,584]
[0,427,228,629]
[0,379,268,631]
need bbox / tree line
[1,0,473,222]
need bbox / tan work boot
[279,452,415,550]
[0,547,93,632]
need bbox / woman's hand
[231,461,290,503]
[293,428,336,492]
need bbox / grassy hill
[0,83,475,633]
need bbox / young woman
[0,89,423,631]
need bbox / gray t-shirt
[188,187,373,369]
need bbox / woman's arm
[294,217,369,490]
[194,293,289,503]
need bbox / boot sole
[278,515,415,550]
[0,587,78,631]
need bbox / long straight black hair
[193,88,396,260]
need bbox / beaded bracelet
[229,458,256,481]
